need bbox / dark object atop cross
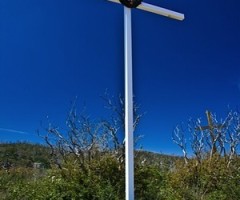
[119,0,142,8]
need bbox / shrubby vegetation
[171,110,240,199]
[0,142,51,169]
[0,143,176,199]
[0,101,240,199]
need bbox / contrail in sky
[0,128,30,135]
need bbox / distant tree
[172,110,240,166]
[171,110,240,199]
[39,93,143,171]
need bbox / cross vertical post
[196,110,225,156]
[124,6,134,200]
[105,1,184,199]
[196,111,217,155]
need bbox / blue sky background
[0,0,240,154]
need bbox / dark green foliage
[0,142,51,169]
[169,156,240,200]
[3,155,124,200]
[0,142,240,200]
[0,142,179,200]
[135,166,163,200]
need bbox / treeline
[0,142,51,169]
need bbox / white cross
[106,1,184,200]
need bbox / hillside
[0,142,179,169]
[135,150,182,168]
[0,142,51,169]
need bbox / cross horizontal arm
[107,0,184,20]
[196,124,226,131]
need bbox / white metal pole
[106,2,184,200]
[124,6,134,200]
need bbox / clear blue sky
[0,0,240,154]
